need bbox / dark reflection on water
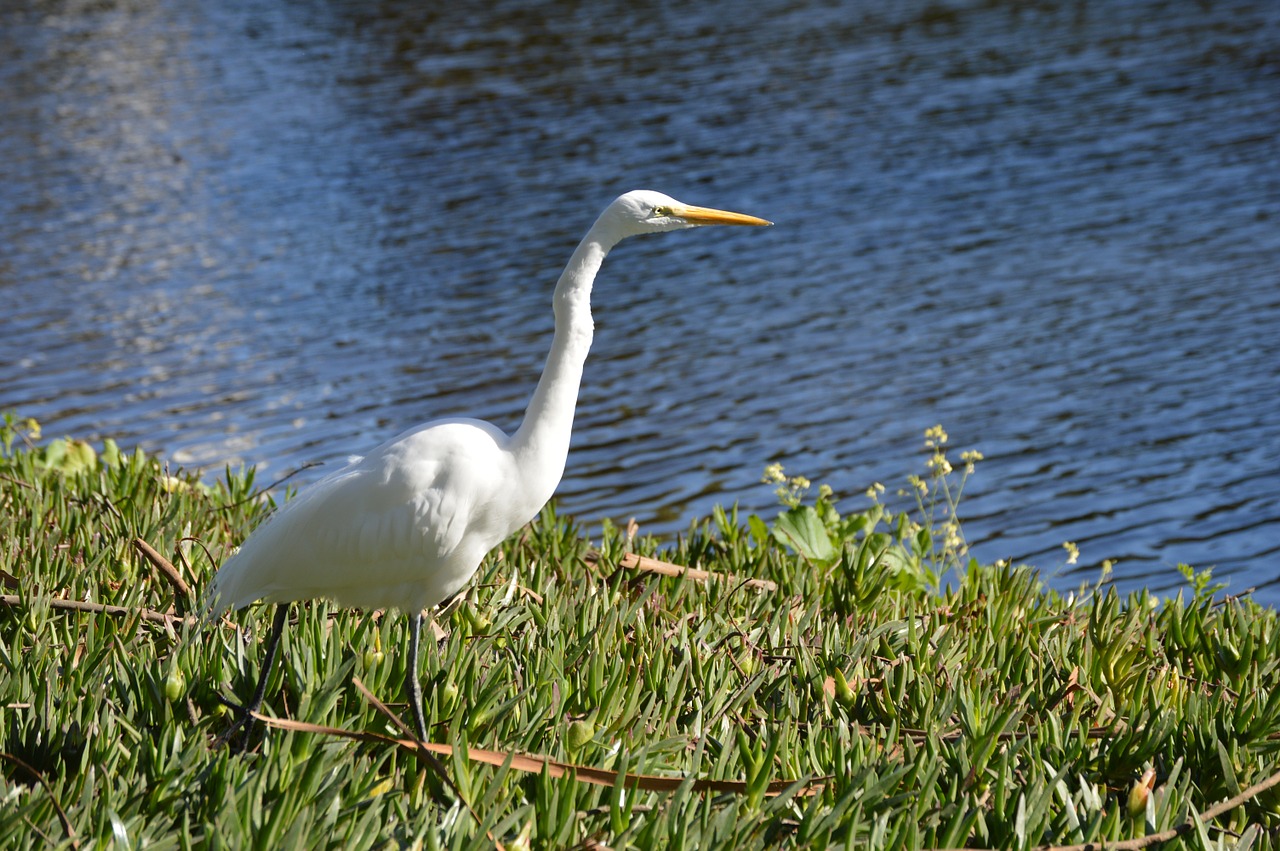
[2,0,1278,600]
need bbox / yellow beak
[673,204,773,227]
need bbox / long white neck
[510,217,620,503]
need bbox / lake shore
[3,417,1280,849]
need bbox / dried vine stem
[589,551,778,591]
[133,537,192,601]
[0,594,192,627]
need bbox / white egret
[206,190,771,745]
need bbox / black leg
[217,604,289,750]
[405,610,463,806]
[246,605,290,715]
[407,610,429,741]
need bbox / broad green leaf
[772,505,836,565]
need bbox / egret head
[606,190,772,237]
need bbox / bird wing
[206,418,519,615]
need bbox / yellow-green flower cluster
[761,463,811,509]
[924,425,952,478]
[941,519,963,553]
[927,452,953,477]
[1063,541,1080,565]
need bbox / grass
[2,413,1280,849]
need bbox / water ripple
[1,0,1278,601]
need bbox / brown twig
[1218,587,1258,608]
[133,538,192,602]
[217,461,324,512]
[180,536,222,586]
[0,594,193,627]
[593,551,777,592]
[0,752,79,848]
[0,473,36,491]
[252,710,828,796]
[349,678,498,847]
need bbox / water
[2,0,1278,600]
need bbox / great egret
[206,190,771,745]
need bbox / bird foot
[212,693,262,752]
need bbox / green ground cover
[2,414,1278,849]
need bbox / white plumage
[207,190,770,744]
[210,419,521,615]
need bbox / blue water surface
[2,0,1278,599]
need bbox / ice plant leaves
[7,415,1280,848]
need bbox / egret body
[207,190,770,743]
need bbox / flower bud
[1128,767,1156,818]
[164,670,186,702]
[566,719,595,752]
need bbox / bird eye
[653,205,672,218]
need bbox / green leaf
[65,439,97,473]
[772,505,836,565]
[39,437,68,470]
[914,526,933,558]
[1215,738,1241,797]
[102,438,122,468]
